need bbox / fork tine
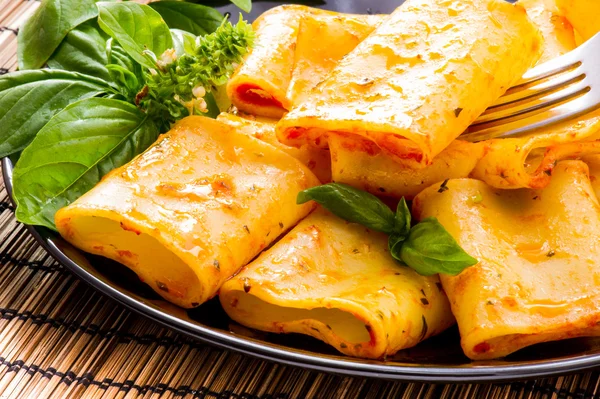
[515,32,600,86]
[461,93,600,142]
[475,80,589,124]
[490,66,584,109]
[462,32,600,142]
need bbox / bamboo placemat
[2,1,600,397]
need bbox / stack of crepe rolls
[276,0,542,165]
[53,0,600,361]
[55,117,320,308]
[329,0,575,199]
[219,208,455,359]
[219,0,537,357]
[326,0,600,196]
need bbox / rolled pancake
[555,0,600,42]
[413,161,600,360]
[217,112,331,183]
[219,208,454,359]
[227,6,382,118]
[471,114,600,189]
[519,0,576,63]
[287,13,383,106]
[330,134,484,199]
[468,2,600,190]
[55,116,320,308]
[277,0,541,165]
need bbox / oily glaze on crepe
[55,116,319,308]
[413,161,600,360]
[227,5,382,118]
[519,0,576,63]
[287,13,383,106]
[277,0,541,165]
[555,0,600,42]
[216,113,332,182]
[220,208,454,359]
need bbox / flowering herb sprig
[7,1,255,230]
[140,18,255,129]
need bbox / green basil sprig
[7,0,254,230]
[297,183,478,276]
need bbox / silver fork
[460,32,600,142]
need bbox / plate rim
[4,156,600,383]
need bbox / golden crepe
[216,112,332,183]
[287,13,383,106]
[556,0,600,42]
[519,0,576,63]
[467,0,600,190]
[227,6,382,118]
[277,0,541,165]
[219,208,454,359]
[330,135,484,199]
[55,116,320,308]
[413,161,600,360]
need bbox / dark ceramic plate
[6,0,600,382]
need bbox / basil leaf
[0,70,108,158]
[97,2,173,69]
[107,38,140,73]
[230,0,252,12]
[47,20,111,81]
[13,97,159,230]
[171,29,197,56]
[394,197,411,239]
[149,2,222,36]
[388,235,404,262]
[297,183,395,234]
[400,218,478,276]
[106,64,141,102]
[17,0,113,70]
[203,92,222,119]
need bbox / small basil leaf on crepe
[297,183,396,234]
[47,20,112,81]
[388,234,405,263]
[13,97,159,230]
[0,70,108,158]
[400,218,479,276]
[97,2,173,69]
[149,2,223,36]
[394,197,412,240]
